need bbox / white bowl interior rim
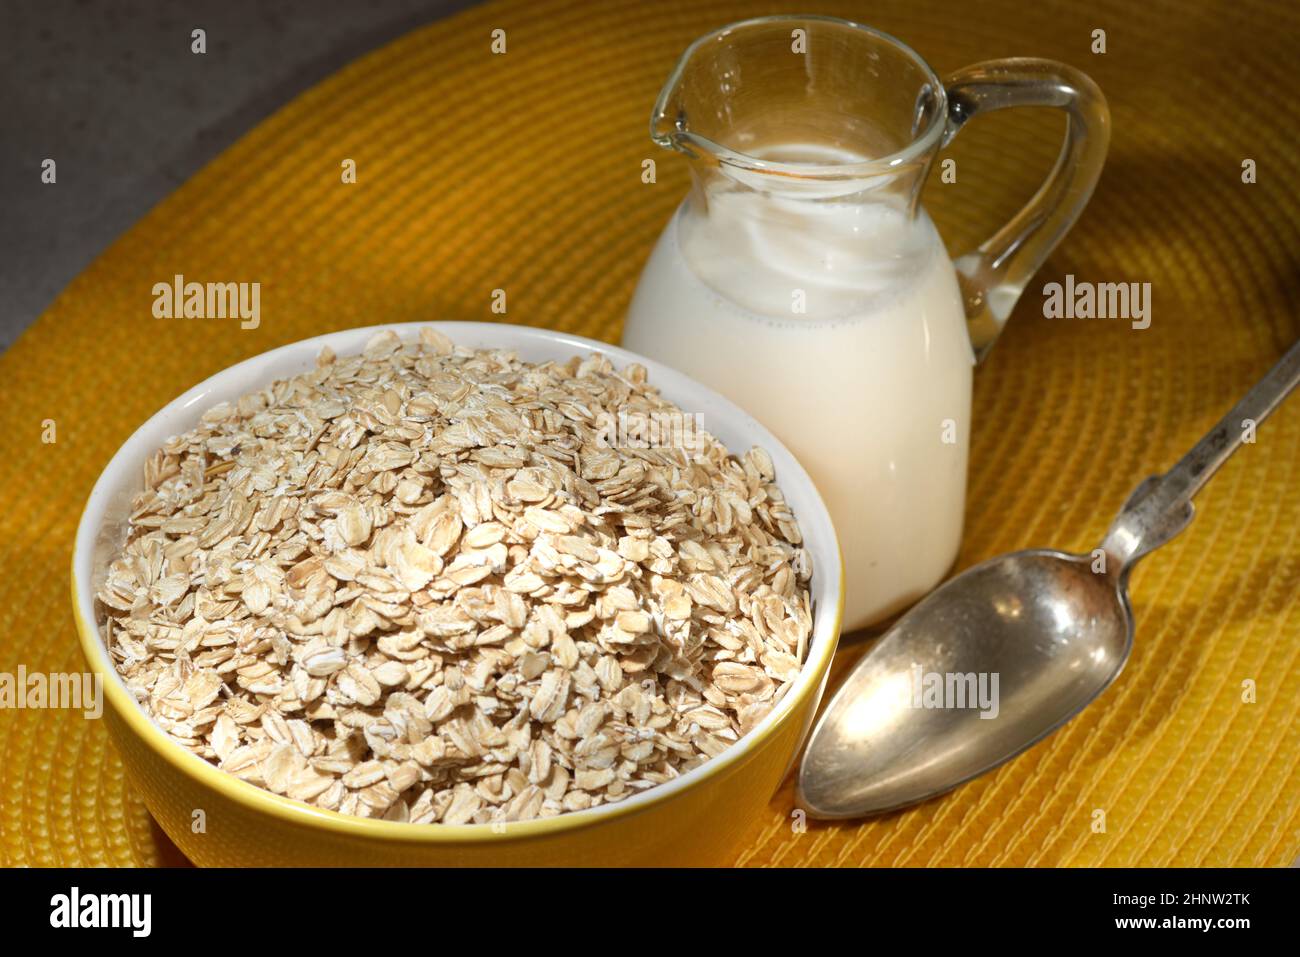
[73,321,843,837]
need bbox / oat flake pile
[97,328,814,824]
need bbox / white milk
[623,159,974,630]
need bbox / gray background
[0,0,475,352]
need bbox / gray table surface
[0,0,476,353]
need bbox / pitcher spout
[648,15,947,198]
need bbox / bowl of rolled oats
[73,322,843,866]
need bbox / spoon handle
[1103,339,1300,571]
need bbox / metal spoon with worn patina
[798,339,1300,818]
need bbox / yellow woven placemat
[3,0,1298,867]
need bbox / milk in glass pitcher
[622,16,1109,630]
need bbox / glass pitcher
[621,15,1109,631]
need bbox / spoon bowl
[799,550,1131,817]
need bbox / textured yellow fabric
[2,0,1298,867]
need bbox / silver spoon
[798,339,1300,818]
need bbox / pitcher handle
[941,58,1110,362]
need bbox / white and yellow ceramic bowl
[72,322,843,866]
